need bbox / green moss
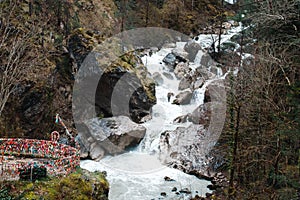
[3,168,109,200]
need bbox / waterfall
[80,23,243,200]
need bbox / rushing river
[80,23,243,200]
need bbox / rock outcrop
[76,116,146,160]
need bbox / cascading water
[80,23,243,200]
[80,46,212,200]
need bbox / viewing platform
[0,138,80,181]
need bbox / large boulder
[172,90,193,105]
[74,52,156,124]
[76,116,146,160]
[159,124,211,176]
[184,40,202,62]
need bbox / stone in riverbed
[184,40,202,62]
[76,116,146,161]
[178,76,192,90]
[172,90,193,105]
[163,72,174,80]
[179,188,191,194]
[163,53,176,66]
[174,62,190,79]
[152,72,164,85]
[164,176,175,181]
[191,77,204,90]
[160,192,167,197]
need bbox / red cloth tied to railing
[0,138,80,180]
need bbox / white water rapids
[80,23,243,200]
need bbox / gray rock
[210,66,219,75]
[153,72,164,85]
[163,72,174,80]
[200,53,213,67]
[184,40,202,62]
[173,103,211,126]
[189,104,212,126]
[172,90,193,105]
[174,62,190,79]
[178,76,192,90]
[173,115,189,123]
[172,48,189,61]
[192,78,204,90]
[163,43,176,48]
[163,53,176,66]
[196,67,215,80]
[90,142,105,161]
[77,116,146,160]
[159,124,211,177]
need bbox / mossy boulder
[94,51,156,123]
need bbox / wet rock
[196,67,215,80]
[207,184,218,190]
[172,48,189,61]
[77,116,146,160]
[21,91,43,121]
[172,90,193,105]
[173,115,189,123]
[160,192,167,197]
[206,81,227,104]
[90,142,105,160]
[179,188,191,194]
[159,123,220,178]
[178,76,192,90]
[189,104,212,126]
[153,72,164,85]
[191,78,204,90]
[184,40,202,62]
[200,53,214,67]
[206,193,213,198]
[174,62,190,79]
[164,176,175,181]
[210,66,219,75]
[87,53,156,124]
[163,53,177,66]
[163,72,174,80]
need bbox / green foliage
[2,169,109,200]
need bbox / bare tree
[0,2,40,116]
